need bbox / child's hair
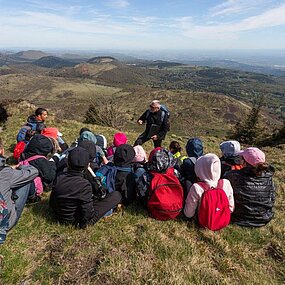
[247,162,270,176]
[169,141,181,154]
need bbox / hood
[79,131,97,144]
[24,134,53,157]
[27,115,41,123]
[133,145,147,163]
[78,140,96,162]
[68,146,90,170]
[220,140,241,158]
[186,138,203,158]
[114,144,135,167]
[113,132,128,147]
[195,153,221,187]
[148,147,173,172]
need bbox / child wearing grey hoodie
[0,139,38,244]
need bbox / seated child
[220,140,243,177]
[113,144,136,205]
[107,132,128,161]
[224,147,276,227]
[50,146,122,228]
[180,138,204,190]
[0,139,38,244]
[184,153,234,230]
[79,130,108,166]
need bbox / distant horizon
[1,1,285,50]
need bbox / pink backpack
[197,179,231,231]
[19,155,46,196]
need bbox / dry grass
[0,102,285,285]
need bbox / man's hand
[151,135,158,141]
[138,120,144,125]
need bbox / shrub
[84,98,126,130]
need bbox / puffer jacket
[224,166,276,227]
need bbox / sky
[1,0,285,50]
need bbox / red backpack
[147,167,184,221]
[197,179,231,231]
[13,141,27,160]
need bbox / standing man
[134,100,169,148]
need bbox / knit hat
[113,132,128,147]
[220,140,241,158]
[68,146,90,169]
[133,145,147,163]
[239,147,265,166]
[42,127,59,140]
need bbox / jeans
[12,182,35,226]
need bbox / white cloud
[209,0,273,17]
[178,3,285,38]
[106,0,130,9]
[26,0,83,14]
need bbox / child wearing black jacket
[50,147,121,228]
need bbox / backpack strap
[24,155,47,162]
[198,179,224,192]
[116,166,132,173]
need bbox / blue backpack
[0,192,9,244]
[16,121,45,143]
[96,164,132,194]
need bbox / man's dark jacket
[138,109,168,140]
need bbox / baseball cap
[238,147,265,166]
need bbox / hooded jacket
[0,156,38,230]
[224,166,275,227]
[114,144,136,204]
[180,138,204,183]
[22,134,56,184]
[184,153,234,218]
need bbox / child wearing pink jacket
[107,132,128,160]
[184,153,234,218]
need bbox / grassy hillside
[0,102,285,285]
[0,72,281,139]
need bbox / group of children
[0,111,276,244]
